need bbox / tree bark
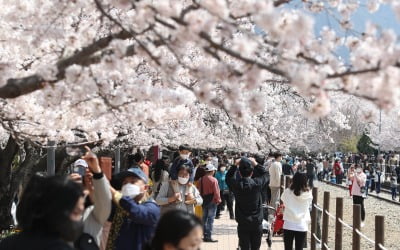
[0,136,19,230]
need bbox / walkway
[202,209,286,250]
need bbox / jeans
[202,202,217,239]
[283,229,306,250]
[370,180,375,192]
[353,195,365,221]
[237,224,263,250]
[365,180,370,197]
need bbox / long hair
[147,209,202,250]
[289,172,309,196]
[152,159,168,182]
[17,174,83,233]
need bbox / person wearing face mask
[106,167,160,250]
[144,209,203,250]
[0,174,85,250]
[215,164,234,220]
[156,164,203,214]
[169,145,195,202]
[350,164,367,227]
[69,147,112,249]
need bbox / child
[169,144,195,202]
[390,174,398,201]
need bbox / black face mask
[57,218,84,242]
[84,196,93,208]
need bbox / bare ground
[313,181,400,250]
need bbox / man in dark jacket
[226,157,269,250]
[306,158,316,188]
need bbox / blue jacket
[215,170,228,191]
[116,197,160,250]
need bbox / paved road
[202,209,286,250]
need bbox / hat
[205,164,217,172]
[74,159,88,168]
[119,167,148,184]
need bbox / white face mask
[356,168,362,173]
[180,154,190,160]
[178,177,189,185]
[121,183,142,199]
[220,167,226,172]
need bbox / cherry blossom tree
[0,0,399,149]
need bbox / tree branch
[0,30,131,99]
[199,31,288,78]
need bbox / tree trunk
[0,136,19,230]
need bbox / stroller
[271,202,285,236]
[262,204,276,248]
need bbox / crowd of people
[3,144,394,250]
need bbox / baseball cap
[205,164,217,172]
[120,167,148,184]
[74,159,88,168]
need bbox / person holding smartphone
[69,146,112,249]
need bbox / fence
[310,188,387,250]
[341,163,397,182]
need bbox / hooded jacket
[226,164,269,228]
[280,188,313,225]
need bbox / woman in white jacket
[281,172,313,250]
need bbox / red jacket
[334,163,341,175]
[197,175,221,204]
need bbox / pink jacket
[351,172,366,197]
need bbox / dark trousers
[370,180,375,192]
[336,174,343,184]
[283,229,306,250]
[216,190,234,218]
[391,187,397,200]
[266,186,271,205]
[307,175,314,188]
[353,195,365,221]
[376,182,381,193]
[237,224,262,250]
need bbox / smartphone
[72,165,86,177]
